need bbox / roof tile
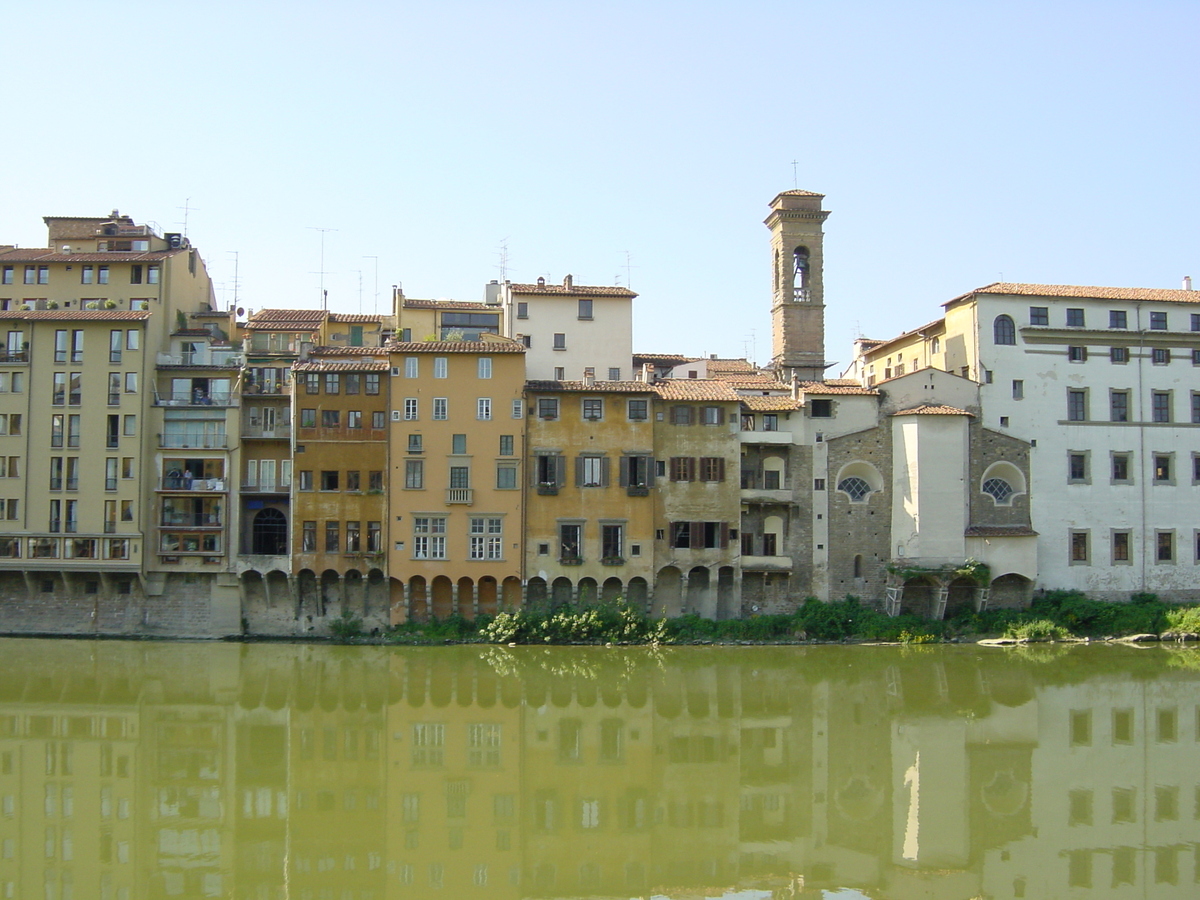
[797,381,878,396]
[525,380,654,394]
[951,282,1200,305]
[651,380,740,402]
[509,282,636,298]
[891,404,974,417]
[0,310,151,321]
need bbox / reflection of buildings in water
[0,643,1196,898]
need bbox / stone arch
[430,576,454,620]
[626,576,649,612]
[762,453,786,490]
[319,569,341,612]
[990,573,1034,609]
[835,460,884,503]
[388,577,406,624]
[981,461,1027,507]
[456,577,475,618]
[946,576,979,618]
[601,577,623,603]
[251,507,288,555]
[525,576,547,607]
[576,577,599,605]
[408,576,428,622]
[366,568,386,615]
[687,566,713,617]
[296,569,318,617]
[993,314,1016,345]
[344,568,365,614]
[716,566,737,619]
[763,515,785,556]
[550,577,573,608]
[241,570,265,606]
[501,576,522,609]
[653,566,682,618]
[478,576,499,617]
[265,569,290,606]
[900,575,940,617]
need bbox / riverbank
[323,592,1200,646]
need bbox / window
[1151,391,1171,423]
[1012,379,1024,400]
[670,405,693,425]
[1157,531,1174,563]
[838,476,872,501]
[601,524,623,560]
[469,517,503,560]
[552,333,566,351]
[1110,346,1129,363]
[299,408,316,428]
[407,433,423,453]
[404,357,418,378]
[477,357,492,379]
[372,410,385,429]
[496,463,517,489]
[1070,531,1089,564]
[701,406,724,425]
[1067,390,1087,421]
[322,409,340,427]
[582,398,603,420]
[627,399,647,421]
[1066,308,1085,327]
[477,398,492,420]
[621,455,652,490]
[699,457,725,482]
[344,373,360,394]
[559,524,582,561]
[302,521,316,552]
[537,398,559,420]
[305,373,320,394]
[298,470,313,491]
[1109,310,1127,329]
[536,453,565,489]
[1193,392,1200,424]
[499,434,514,455]
[346,471,361,491]
[109,329,122,364]
[320,521,338,552]
[1111,453,1131,483]
[1030,306,1049,326]
[670,457,695,482]
[320,470,340,491]
[0,415,19,436]
[981,478,1014,503]
[1067,345,1087,362]
[1153,454,1172,483]
[1149,311,1167,330]
[412,517,447,559]
[404,459,423,489]
[578,455,607,487]
[1112,531,1131,564]
[23,266,35,285]
[810,398,832,417]
[763,413,778,431]
[1193,313,1200,332]
[365,373,380,394]
[993,315,1016,345]
[516,302,528,319]
[324,373,340,394]
[433,357,448,378]
[608,367,620,380]
[511,399,523,419]
[1152,347,1170,365]
[404,398,418,420]
[124,372,137,393]
[369,470,383,490]
[1103,389,1129,422]
[68,373,82,405]
[345,521,361,552]
[0,266,10,284]
[1068,452,1088,482]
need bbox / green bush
[329,608,364,641]
[1004,619,1070,642]
[1164,606,1200,634]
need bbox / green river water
[0,638,1196,899]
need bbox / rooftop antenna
[307,226,337,309]
[496,239,510,282]
[791,161,799,189]
[363,256,379,315]
[623,251,637,290]
[226,251,240,311]
[177,198,198,239]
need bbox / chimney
[536,276,545,287]
[583,369,595,387]
[1185,276,1193,291]
[563,274,573,290]
[641,362,656,383]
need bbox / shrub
[329,608,364,641]
[1164,606,1200,634]
[1004,619,1070,642]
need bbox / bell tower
[767,189,829,381]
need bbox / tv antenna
[177,198,198,239]
[227,250,240,311]
[307,226,337,309]
[496,239,510,282]
[622,251,637,290]
[363,256,379,315]
[791,161,799,189]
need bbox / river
[0,638,1196,899]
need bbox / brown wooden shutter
[555,455,567,487]
[720,522,730,549]
[717,457,726,482]
[618,457,629,487]
[690,520,703,549]
[574,456,585,487]
[600,457,611,487]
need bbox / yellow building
[386,339,527,622]
[523,379,658,608]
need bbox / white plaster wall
[891,416,969,563]
[505,290,633,382]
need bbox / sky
[4,1,1197,369]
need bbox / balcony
[160,515,223,529]
[154,391,237,407]
[739,430,792,445]
[445,488,473,505]
[241,382,292,397]
[626,485,650,497]
[242,424,292,440]
[296,426,387,441]
[241,482,288,494]
[158,433,229,449]
[159,477,227,492]
[536,483,559,496]
[156,350,244,368]
[741,488,793,504]
[0,351,28,365]
[740,555,794,573]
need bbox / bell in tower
[766,190,830,381]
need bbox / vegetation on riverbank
[325,590,1200,645]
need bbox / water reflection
[0,640,1197,899]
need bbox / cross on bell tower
[766,189,830,381]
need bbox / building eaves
[508,283,637,298]
[525,380,655,394]
[247,308,328,322]
[292,359,390,373]
[704,358,756,373]
[859,318,946,355]
[386,340,525,353]
[797,381,878,396]
[0,248,181,263]
[965,525,1038,537]
[633,353,693,365]
[0,310,152,321]
[651,380,740,402]
[946,282,1200,306]
[307,346,390,357]
[328,313,384,323]
[740,395,801,411]
[401,298,496,311]
[891,404,974,417]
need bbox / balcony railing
[296,426,387,441]
[104,522,116,534]
[241,482,288,494]
[153,391,237,407]
[156,351,244,368]
[0,351,28,364]
[445,488,473,505]
[241,424,292,440]
[241,382,292,397]
[158,433,228,449]
[159,477,227,492]
[160,515,223,528]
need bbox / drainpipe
[1134,302,1147,592]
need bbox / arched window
[793,246,810,300]
[252,507,288,555]
[838,477,872,501]
[981,478,1014,503]
[853,554,863,578]
[993,315,1016,345]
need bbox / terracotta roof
[525,380,654,394]
[797,381,878,396]
[704,357,756,373]
[0,248,179,263]
[509,282,636,298]
[0,310,151,321]
[247,308,326,322]
[292,359,390,373]
[328,313,383,323]
[651,380,740,402]
[401,298,496,311]
[948,282,1200,305]
[633,353,692,365]
[891,404,974,417]
[858,318,946,354]
[741,395,801,411]
[965,525,1038,537]
[385,340,525,353]
[308,347,389,357]
[720,376,791,390]
[777,189,824,197]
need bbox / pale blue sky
[5,1,1197,367]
